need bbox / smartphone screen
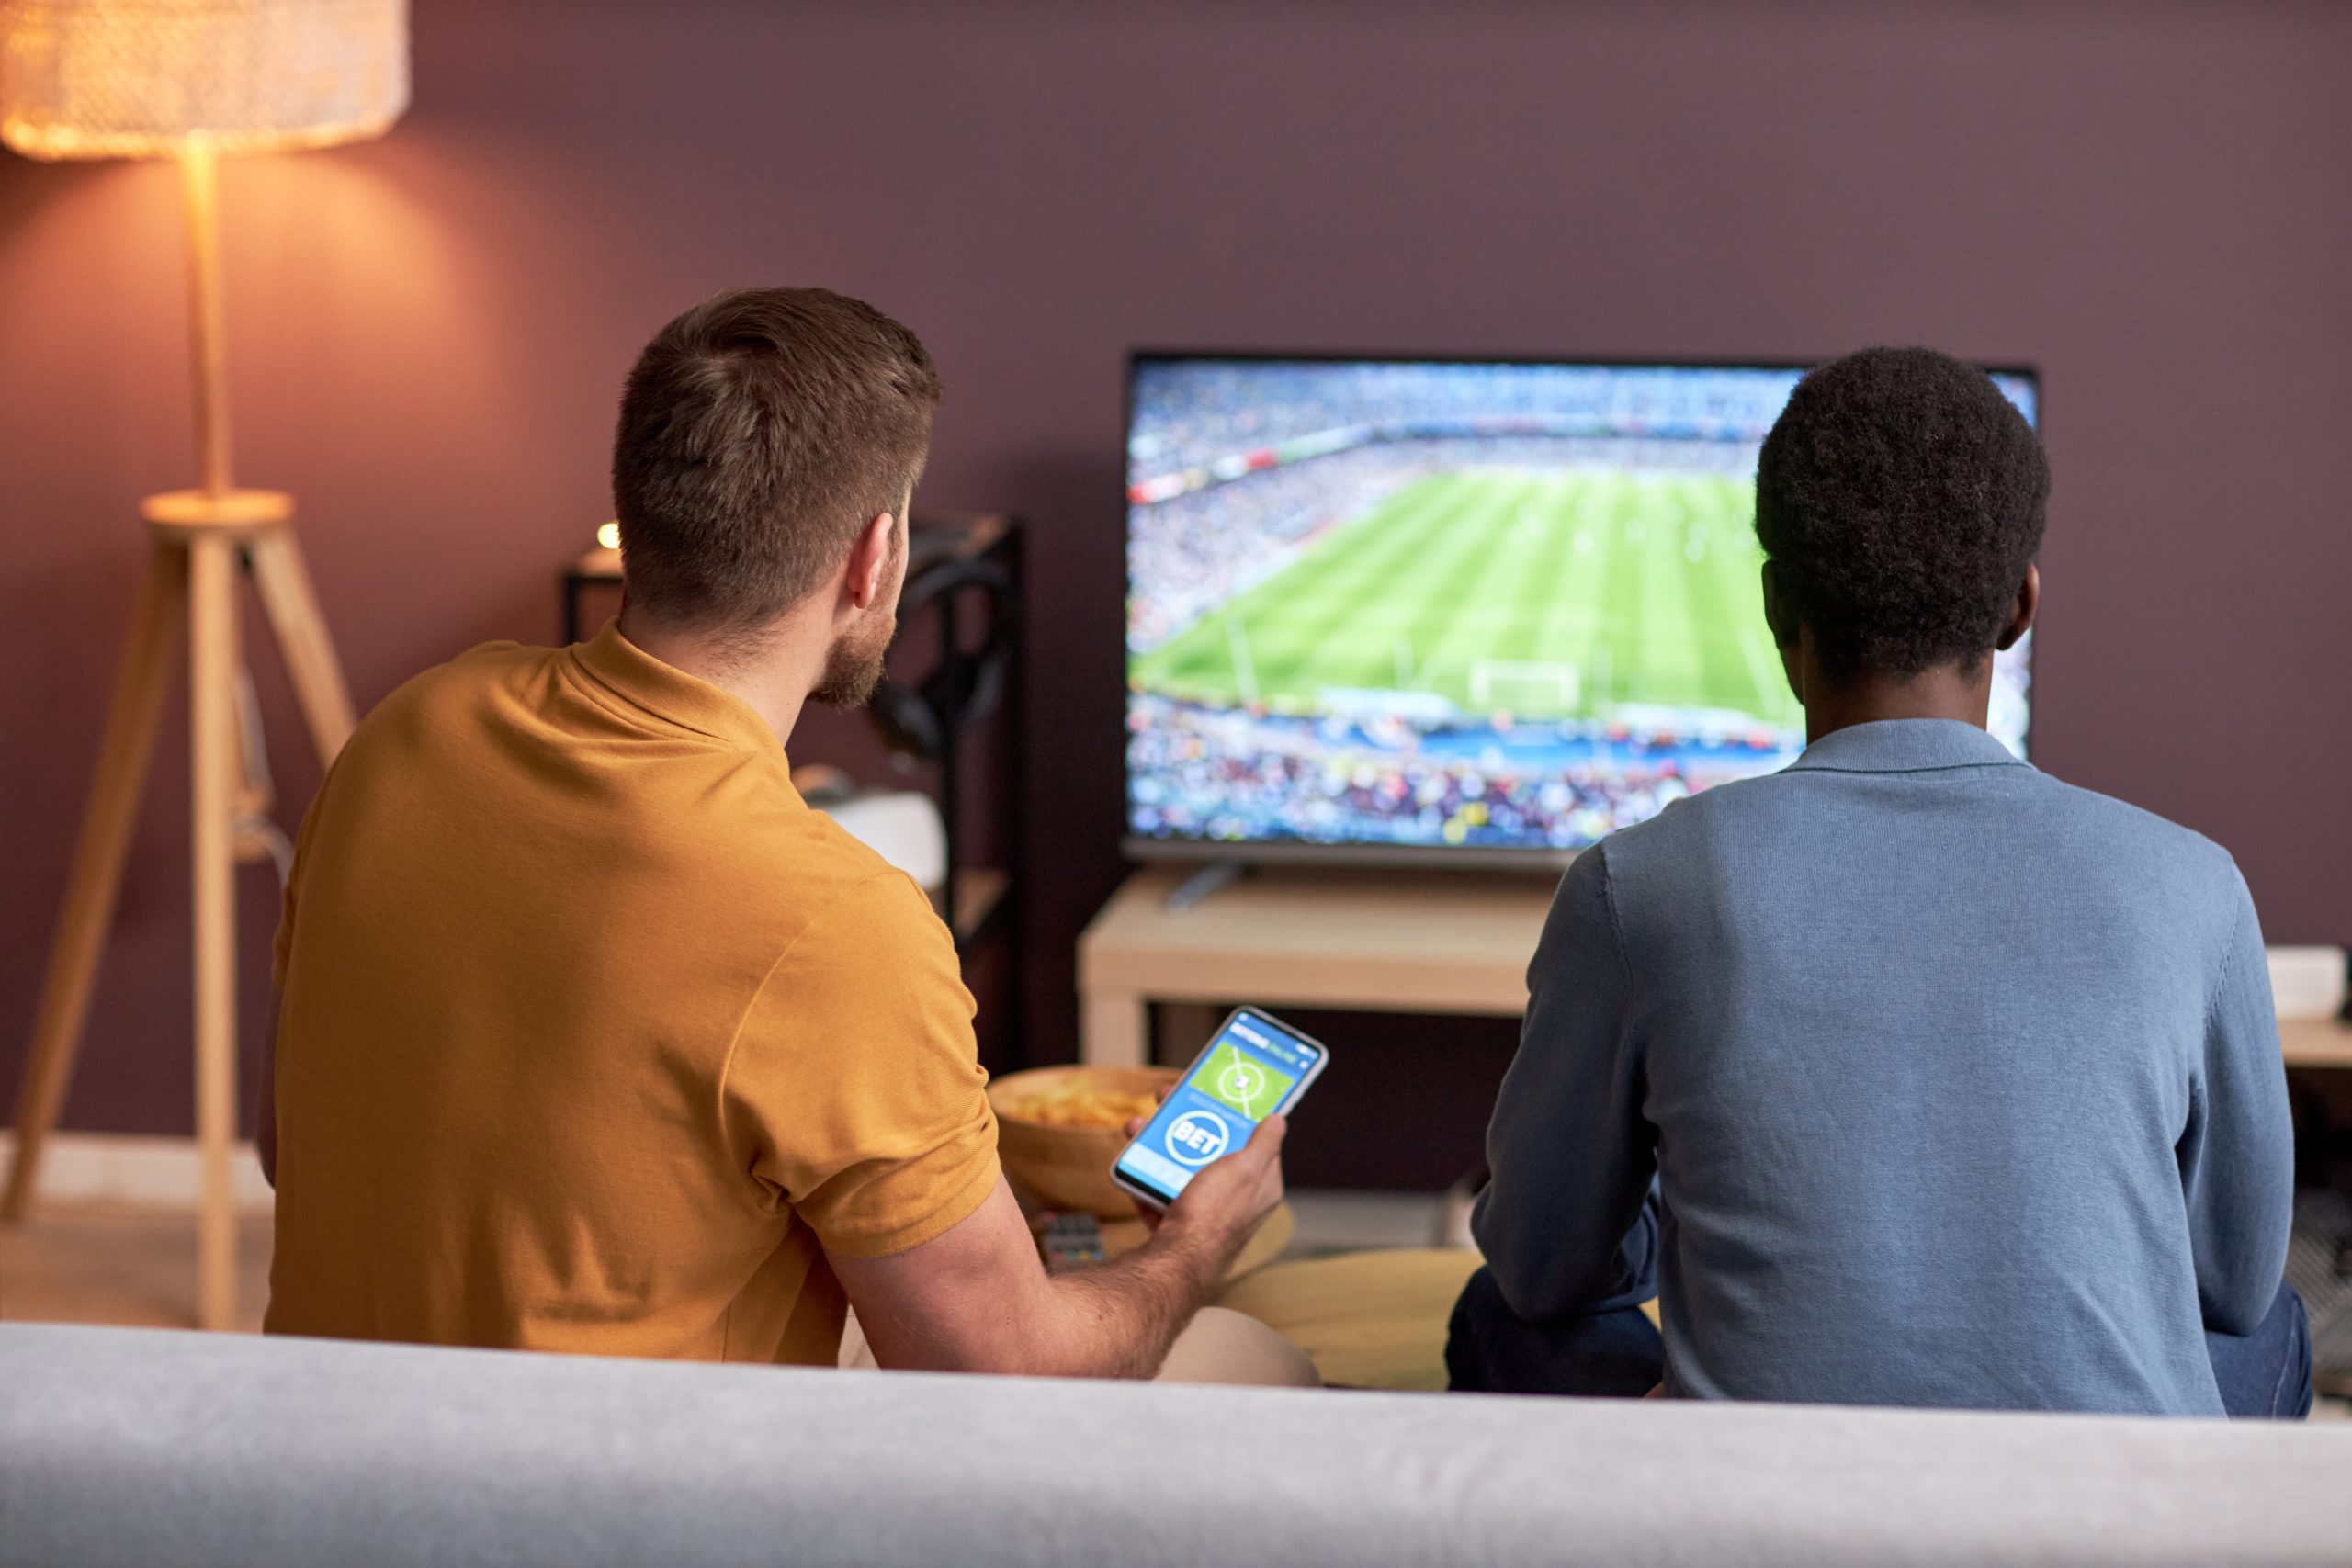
[1111,1007,1328,1208]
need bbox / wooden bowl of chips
[989,1065,1181,1218]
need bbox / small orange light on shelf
[596,521,621,551]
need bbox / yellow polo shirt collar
[568,618,783,757]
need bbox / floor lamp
[0,0,408,1331]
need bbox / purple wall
[3,1,2348,1145]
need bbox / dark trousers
[1445,1266,2314,1418]
[1444,1267,1664,1399]
[2206,1278,2315,1418]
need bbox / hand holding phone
[1110,1007,1329,1214]
[1145,1115,1289,1282]
[1125,1103,1283,1214]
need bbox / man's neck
[616,607,820,746]
[1802,667,1990,745]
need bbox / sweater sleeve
[1472,844,1659,1319]
[2178,867,2294,1337]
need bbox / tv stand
[1165,861,1249,912]
[1077,865,1557,1066]
[1080,867,2352,1078]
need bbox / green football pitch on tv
[1131,468,1802,728]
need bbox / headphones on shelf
[866,555,1018,762]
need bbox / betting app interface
[1116,1011,1319,1201]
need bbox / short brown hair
[611,287,941,630]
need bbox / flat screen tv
[1124,354,2039,866]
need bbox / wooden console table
[1077,866,2352,1070]
[1078,867,1555,1066]
[2280,1017,2352,1069]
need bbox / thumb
[1238,1112,1287,1163]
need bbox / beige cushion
[1217,1247,1661,1391]
[1215,1248,1485,1391]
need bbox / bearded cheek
[814,610,895,707]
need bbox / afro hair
[1755,346,2048,680]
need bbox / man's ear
[1759,559,1796,649]
[1995,563,2039,651]
[845,511,896,612]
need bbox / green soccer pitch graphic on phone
[1110,1007,1329,1210]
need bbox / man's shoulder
[339,643,937,939]
[654,788,948,964]
[2026,770,2229,848]
[1577,765,1792,868]
[645,780,945,972]
[772,832,948,951]
[347,640,551,743]
[1599,751,2243,901]
[2015,772,2245,897]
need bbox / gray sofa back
[2,1323,2344,1566]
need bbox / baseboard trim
[0,1132,273,1213]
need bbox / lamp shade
[0,0,406,160]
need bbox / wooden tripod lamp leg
[248,527,356,763]
[3,140,345,1327]
[187,534,243,1332]
[3,544,189,1223]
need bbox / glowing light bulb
[596,521,621,551]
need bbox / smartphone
[1109,1005,1329,1211]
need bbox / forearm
[837,1178,1252,1378]
[1476,1177,1658,1318]
[1022,1228,1225,1379]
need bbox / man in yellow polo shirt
[262,287,1293,1378]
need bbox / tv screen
[1124,355,2039,864]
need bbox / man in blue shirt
[1451,347,2311,1416]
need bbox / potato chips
[1003,1076,1159,1129]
